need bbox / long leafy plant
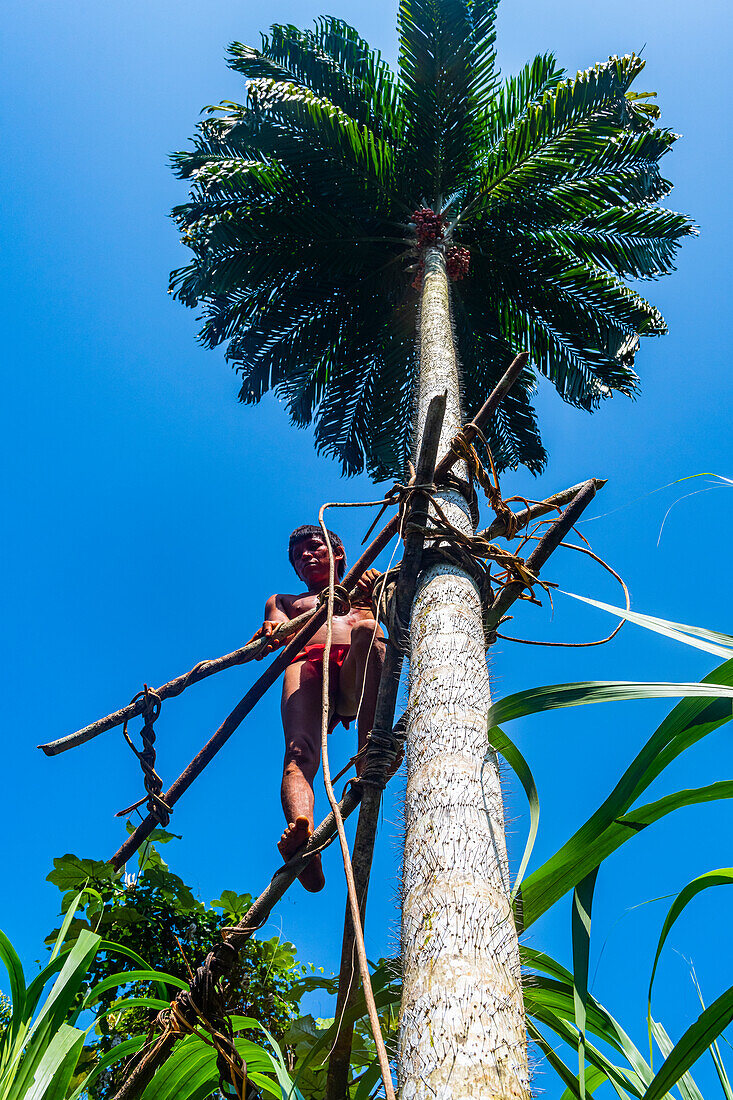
[0,887,305,1100]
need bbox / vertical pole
[325,393,447,1100]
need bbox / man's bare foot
[277,815,325,892]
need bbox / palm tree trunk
[398,247,530,1099]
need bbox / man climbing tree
[251,526,385,891]
[168,4,694,1095]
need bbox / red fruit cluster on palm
[446,244,470,281]
[412,207,445,246]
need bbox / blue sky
[2,0,732,1092]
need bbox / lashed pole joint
[483,478,603,636]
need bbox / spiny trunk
[398,247,530,1099]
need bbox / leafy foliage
[170,3,694,479]
[0,903,303,1100]
[45,830,307,1099]
[0,894,185,1100]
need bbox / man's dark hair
[288,525,346,579]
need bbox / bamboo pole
[38,611,317,757]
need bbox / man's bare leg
[279,659,327,892]
[337,620,386,776]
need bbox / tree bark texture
[398,248,530,1100]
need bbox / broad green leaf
[140,1038,215,1100]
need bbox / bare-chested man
[251,526,385,892]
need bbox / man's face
[292,536,343,590]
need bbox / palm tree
[170,4,692,1095]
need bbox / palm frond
[398,0,501,197]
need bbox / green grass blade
[140,1037,215,1100]
[527,1006,643,1096]
[248,1071,282,1099]
[23,952,73,1022]
[650,1020,704,1100]
[560,593,733,659]
[99,940,169,1001]
[488,726,539,899]
[83,969,188,1009]
[648,870,733,1032]
[35,931,100,1032]
[643,989,733,1100]
[0,929,27,1054]
[572,868,599,1099]
[528,1020,596,1099]
[523,949,652,1085]
[512,660,733,929]
[96,997,171,1022]
[254,1024,306,1100]
[560,1067,609,1100]
[688,968,733,1100]
[487,680,733,728]
[23,1024,85,1100]
[709,1039,733,1100]
[49,893,86,964]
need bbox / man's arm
[249,594,291,659]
